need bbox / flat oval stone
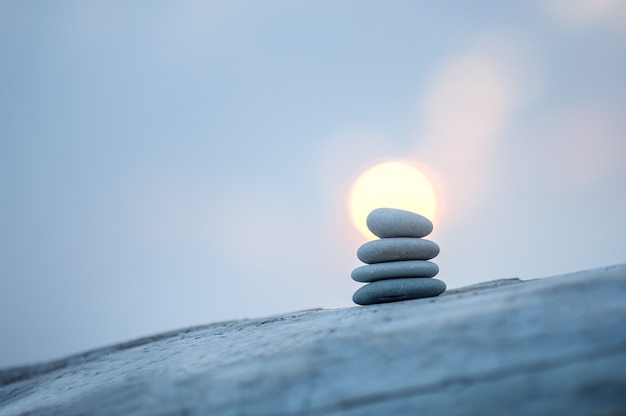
[357,238,440,264]
[367,208,433,238]
[352,260,439,282]
[353,278,446,305]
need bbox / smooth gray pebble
[357,237,440,264]
[353,278,446,305]
[367,208,433,238]
[352,260,439,282]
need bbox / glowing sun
[349,161,438,239]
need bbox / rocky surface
[2,264,626,415]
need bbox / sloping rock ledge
[1,264,626,415]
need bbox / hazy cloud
[540,0,626,39]
[208,182,302,270]
[417,34,540,223]
[538,99,625,187]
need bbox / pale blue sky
[1,0,625,368]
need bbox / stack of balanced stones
[352,208,446,305]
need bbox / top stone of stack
[367,208,433,238]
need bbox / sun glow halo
[349,161,438,239]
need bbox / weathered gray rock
[352,260,439,282]
[352,277,446,305]
[357,237,439,264]
[2,264,626,415]
[367,208,433,238]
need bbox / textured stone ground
[2,264,626,415]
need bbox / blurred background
[1,0,625,368]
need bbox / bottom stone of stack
[353,277,446,305]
